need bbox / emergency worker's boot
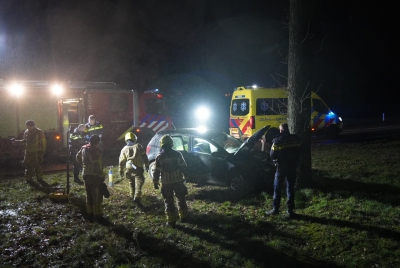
[287,210,298,218]
[86,212,94,222]
[166,221,176,227]
[73,175,83,184]
[133,197,144,209]
[95,215,108,224]
[265,209,279,216]
[166,211,177,227]
[179,208,189,223]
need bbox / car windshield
[211,133,242,154]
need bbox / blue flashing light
[144,88,160,94]
[328,111,335,116]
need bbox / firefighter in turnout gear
[152,135,189,227]
[76,135,105,221]
[69,124,87,184]
[266,123,302,218]
[84,115,104,151]
[118,132,149,206]
[12,120,47,182]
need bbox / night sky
[1,0,399,129]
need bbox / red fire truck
[0,80,174,164]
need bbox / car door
[185,136,230,185]
[169,134,195,179]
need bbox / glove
[145,166,149,173]
[153,180,160,190]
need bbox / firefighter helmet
[160,135,173,148]
[125,132,137,142]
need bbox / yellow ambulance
[229,86,343,142]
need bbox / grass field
[1,140,400,267]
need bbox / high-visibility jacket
[119,142,149,173]
[69,127,87,152]
[84,121,103,139]
[18,127,46,154]
[153,148,188,185]
[76,144,103,177]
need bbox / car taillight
[146,145,151,154]
[250,116,255,129]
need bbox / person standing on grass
[84,115,104,152]
[11,120,46,183]
[265,123,302,218]
[69,124,87,184]
[152,135,189,227]
[76,135,105,222]
[118,132,149,207]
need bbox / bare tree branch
[276,43,288,65]
[314,34,329,53]
[301,16,314,43]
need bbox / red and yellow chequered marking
[311,111,324,130]
[311,111,337,131]
[230,118,251,137]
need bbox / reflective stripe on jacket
[119,143,149,172]
[153,148,187,185]
[270,133,302,166]
[85,122,103,137]
[69,128,87,151]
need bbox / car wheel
[327,125,339,139]
[148,162,156,179]
[229,170,244,190]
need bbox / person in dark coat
[84,115,104,152]
[266,123,302,217]
[69,124,87,184]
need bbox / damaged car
[145,126,275,190]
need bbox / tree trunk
[288,0,316,187]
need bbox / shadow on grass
[311,170,400,206]
[27,179,60,194]
[295,214,400,242]
[95,220,213,267]
[141,195,165,214]
[176,211,339,268]
[97,210,336,267]
[66,194,211,266]
[189,182,273,204]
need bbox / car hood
[234,125,271,156]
